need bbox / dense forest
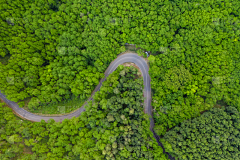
[162,106,240,160]
[1,0,240,159]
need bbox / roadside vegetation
[1,0,240,159]
[0,66,168,160]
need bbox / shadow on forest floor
[0,53,11,65]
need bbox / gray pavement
[0,53,154,129]
[0,52,176,159]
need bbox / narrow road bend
[0,52,175,160]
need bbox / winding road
[0,52,175,160]
[0,53,154,128]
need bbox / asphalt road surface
[0,52,175,160]
[0,53,154,128]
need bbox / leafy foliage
[149,0,240,135]
[162,106,240,160]
[1,1,239,119]
[1,1,240,159]
[0,0,119,113]
[0,102,32,159]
